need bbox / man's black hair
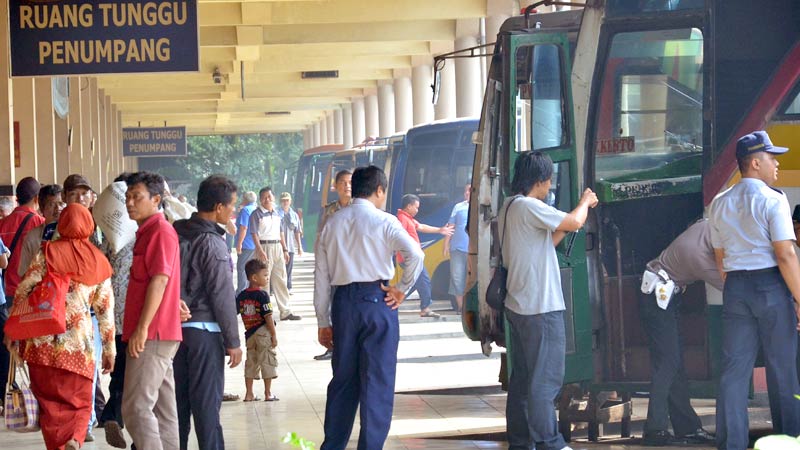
[258,186,273,199]
[351,166,387,199]
[245,258,267,278]
[197,175,238,213]
[38,184,63,208]
[126,172,166,207]
[736,153,759,174]
[511,151,554,196]
[114,172,133,183]
[401,194,420,209]
[335,169,353,184]
[16,177,40,206]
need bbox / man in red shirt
[0,177,44,404]
[396,194,453,318]
[120,171,183,450]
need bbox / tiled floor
[1,254,772,449]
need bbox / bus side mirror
[432,60,443,105]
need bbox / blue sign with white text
[123,127,187,157]
[9,0,199,76]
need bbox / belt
[727,266,779,276]
[336,280,387,289]
[260,240,281,244]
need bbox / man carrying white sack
[638,219,720,446]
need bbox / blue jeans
[403,264,432,311]
[505,309,567,450]
[321,282,399,450]
[89,314,102,433]
[236,248,255,294]
[716,269,800,450]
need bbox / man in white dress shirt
[314,165,424,450]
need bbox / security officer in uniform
[314,165,423,450]
[710,130,800,450]
[639,219,718,446]
[312,168,353,361]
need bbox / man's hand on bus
[439,223,455,236]
[580,188,599,209]
[319,327,333,349]
[382,284,406,309]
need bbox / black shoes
[680,428,715,444]
[282,313,302,321]
[643,429,714,446]
[314,349,333,360]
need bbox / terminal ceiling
[98,0,487,136]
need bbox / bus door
[587,25,710,389]
[504,31,593,384]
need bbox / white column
[434,59,456,120]
[68,77,84,176]
[312,121,321,148]
[342,104,354,149]
[34,78,56,184]
[319,116,328,145]
[325,112,334,144]
[333,108,343,145]
[393,72,413,134]
[377,81,395,137]
[54,116,69,183]
[455,19,483,118]
[0,0,14,186]
[351,97,366,145]
[412,62,435,126]
[303,128,311,149]
[364,92,379,139]
[13,78,37,180]
[486,0,515,76]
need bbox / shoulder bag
[486,196,520,310]
[4,354,39,432]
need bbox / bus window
[550,160,572,212]
[594,28,703,183]
[781,89,800,116]
[402,137,474,217]
[515,44,567,152]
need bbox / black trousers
[174,328,226,450]
[639,293,702,436]
[0,303,9,400]
[100,336,128,427]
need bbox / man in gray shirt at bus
[639,219,718,446]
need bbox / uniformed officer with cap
[710,130,800,450]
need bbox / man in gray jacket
[173,175,243,450]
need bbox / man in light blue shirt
[443,183,470,312]
[710,130,800,450]
[278,192,303,291]
[314,165,423,450]
[235,191,258,294]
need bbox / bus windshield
[606,0,704,16]
[594,27,704,184]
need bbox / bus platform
[2,254,774,450]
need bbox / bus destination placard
[123,127,187,157]
[9,0,199,76]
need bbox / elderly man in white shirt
[314,165,423,450]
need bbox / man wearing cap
[278,192,302,291]
[639,219,719,446]
[710,130,800,450]
[0,176,44,408]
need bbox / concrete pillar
[324,112,334,144]
[455,19,483,118]
[312,121,321,147]
[96,89,107,188]
[13,78,37,180]
[34,78,56,184]
[303,128,311,149]
[393,71,413,134]
[319,116,329,145]
[54,116,69,183]
[333,108,343,145]
[89,78,101,187]
[80,78,92,181]
[377,81,395,137]
[434,59,457,120]
[112,104,120,178]
[412,62,434,126]
[68,77,84,177]
[364,92,379,138]
[351,97,366,145]
[342,104,354,149]
[0,0,14,186]
[105,95,113,181]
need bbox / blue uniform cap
[736,130,789,159]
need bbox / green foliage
[157,133,302,201]
[282,432,316,450]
